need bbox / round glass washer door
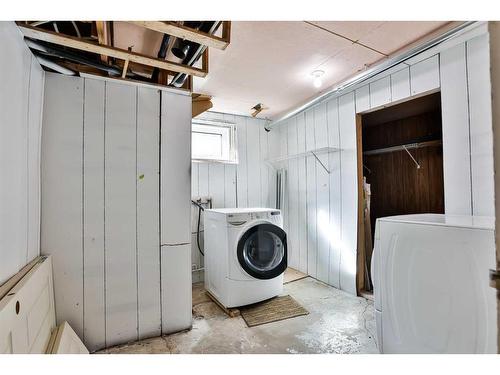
[237,223,287,280]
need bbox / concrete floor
[100,277,379,354]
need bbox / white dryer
[204,208,287,308]
[372,214,497,353]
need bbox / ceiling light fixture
[311,70,325,88]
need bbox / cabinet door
[370,76,391,109]
[355,85,370,113]
[410,55,440,95]
[160,91,192,245]
[391,67,410,102]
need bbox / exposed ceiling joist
[95,21,111,63]
[18,23,208,78]
[129,21,230,50]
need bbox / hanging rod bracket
[402,145,421,169]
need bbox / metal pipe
[267,21,477,130]
[34,53,76,76]
[25,38,123,76]
[170,21,222,88]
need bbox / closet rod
[363,139,442,156]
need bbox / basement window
[192,119,238,164]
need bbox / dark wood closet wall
[362,93,444,237]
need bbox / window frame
[191,118,238,164]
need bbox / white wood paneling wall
[0,22,44,285]
[42,74,190,351]
[273,25,494,294]
[160,91,192,333]
[190,112,274,281]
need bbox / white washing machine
[372,214,497,353]
[204,208,287,308]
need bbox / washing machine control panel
[227,210,282,226]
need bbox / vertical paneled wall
[41,74,167,351]
[0,22,44,284]
[190,112,274,282]
[274,26,494,295]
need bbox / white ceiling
[193,21,451,119]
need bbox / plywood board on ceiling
[359,21,450,55]
[113,22,164,59]
[307,21,385,42]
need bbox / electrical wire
[191,200,205,257]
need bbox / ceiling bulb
[311,70,325,88]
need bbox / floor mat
[240,295,309,327]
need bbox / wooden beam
[18,23,208,78]
[129,21,230,50]
[95,21,110,63]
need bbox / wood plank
[259,118,270,208]
[236,115,248,208]
[18,23,208,77]
[439,43,472,215]
[205,289,240,317]
[82,78,106,352]
[161,244,192,334]
[296,112,308,274]
[0,257,40,301]
[27,56,44,264]
[129,21,229,50]
[326,98,341,288]
[467,34,495,216]
[287,117,299,270]
[161,91,192,245]
[223,113,238,208]
[41,73,84,337]
[247,117,262,207]
[338,92,358,295]
[136,86,161,339]
[305,109,317,278]
[314,103,330,283]
[104,82,138,345]
[192,97,213,118]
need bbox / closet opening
[356,92,445,297]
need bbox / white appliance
[204,208,287,308]
[372,214,497,353]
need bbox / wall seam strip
[135,87,139,339]
[464,42,474,214]
[82,78,86,341]
[103,81,107,347]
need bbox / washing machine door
[237,223,287,280]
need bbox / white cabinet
[160,90,192,245]
[369,76,392,108]
[355,85,370,113]
[390,67,411,102]
[410,55,440,95]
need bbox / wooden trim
[17,23,208,78]
[129,21,230,50]
[356,114,366,295]
[192,94,213,118]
